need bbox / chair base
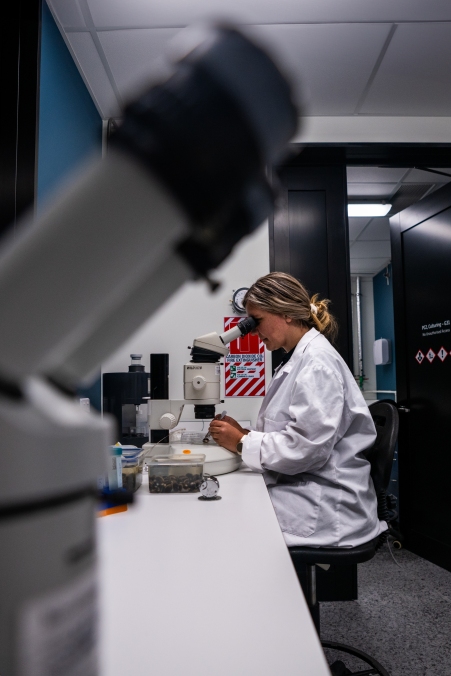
[322,640,390,676]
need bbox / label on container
[18,568,98,676]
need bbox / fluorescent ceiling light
[348,203,391,217]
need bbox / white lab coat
[242,328,387,547]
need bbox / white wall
[102,222,272,427]
[350,276,376,397]
[294,116,451,144]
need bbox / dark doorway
[271,143,451,574]
[391,182,451,572]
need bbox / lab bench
[98,467,330,675]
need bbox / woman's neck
[282,325,310,352]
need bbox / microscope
[0,24,297,675]
[149,316,257,433]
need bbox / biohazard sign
[224,317,265,397]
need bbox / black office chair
[289,400,399,676]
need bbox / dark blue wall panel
[37,3,102,409]
[373,264,398,500]
[37,3,102,204]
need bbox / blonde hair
[243,272,338,343]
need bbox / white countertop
[98,468,330,675]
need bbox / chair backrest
[364,400,399,494]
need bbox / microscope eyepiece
[218,316,258,346]
[237,316,258,336]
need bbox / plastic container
[148,454,205,493]
[180,431,216,445]
[120,445,144,493]
[98,444,123,491]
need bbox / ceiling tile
[248,23,392,113]
[357,218,391,241]
[351,241,391,258]
[98,28,180,101]
[403,168,451,184]
[348,218,371,241]
[348,183,397,198]
[361,23,451,116]
[350,258,390,275]
[47,0,86,30]
[430,168,451,175]
[67,32,121,118]
[347,167,408,183]
[85,0,451,29]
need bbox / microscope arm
[191,316,258,359]
[0,149,191,385]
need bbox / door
[391,182,451,571]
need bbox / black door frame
[0,0,42,239]
[288,143,451,168]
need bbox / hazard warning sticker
[415,350,424,364]
[438,347,448,362]
[426,348,436,363]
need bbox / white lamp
[348,203,392,217]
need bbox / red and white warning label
[415,350,424,364]
[224,317,265,397]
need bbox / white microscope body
[148,319,256,432]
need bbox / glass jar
[121,446,144,493]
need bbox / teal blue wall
[37,2,102,204]
[37,2,102,409]
[373,264,396,401]
[373,265,399,501]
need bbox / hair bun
[310,303,318,315]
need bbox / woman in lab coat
[209,272,386,547]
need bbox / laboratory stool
[289,400,399,676]
[290,539,389,676]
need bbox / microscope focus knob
[192,375,206,391]
[159,413,177,430]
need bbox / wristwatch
[235,436,245,455]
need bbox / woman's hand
[215,415,247,435]
[208,420,245,453]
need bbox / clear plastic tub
[148,454,205,493]
[121,446,144,493]
[180,431,210,445]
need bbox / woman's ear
[284,315,292,324]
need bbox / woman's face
[246,302,293,352]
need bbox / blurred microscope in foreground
[0,23,297,676]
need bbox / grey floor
[320,545,451,676]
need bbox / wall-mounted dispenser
[373,338,391,366]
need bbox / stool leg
[305,564,320,635]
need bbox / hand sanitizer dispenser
[373,338,391,365]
